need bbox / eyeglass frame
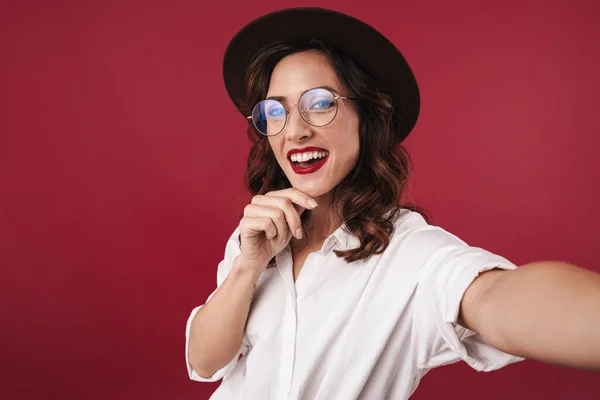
[246,86,358,137]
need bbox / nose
[285,107,313,142]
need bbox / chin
[289,180,335,199]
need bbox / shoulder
[387,208,468,255]
[356,209,471,279]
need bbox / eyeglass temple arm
[335,96,358,100]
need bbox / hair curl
[238,38,430,263]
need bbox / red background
[1,0,599,399]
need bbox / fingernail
[307,199,318,208]
[296,228,303,239]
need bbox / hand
[237,188,318,272]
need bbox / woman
[185,7,600,399]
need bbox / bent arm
[460,261,600,370]
[188,256,262,378]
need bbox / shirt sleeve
[412,226,525,372]
[184,227,250,382]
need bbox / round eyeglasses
[247,87,357,137]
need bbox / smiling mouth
[288,153,328,175]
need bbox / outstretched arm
[459,261,600,371]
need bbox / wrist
[232,255,265,282]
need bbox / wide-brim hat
[222,7,420,143]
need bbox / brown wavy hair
[237,38,430,263]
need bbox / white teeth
[290,150,329,163]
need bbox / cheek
[267,137,278,155]
[267,138,288,167]
[331,132,359,171]
[343,121,361,162]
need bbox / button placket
[275,246,299,400]
[295,252,322,299]
[276,246,297,301]
[277,285,298,400]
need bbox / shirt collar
[322,208,400,253]
[322,223,361,252]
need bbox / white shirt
[185,209,523,399]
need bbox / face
[265,51,360,200]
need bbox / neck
[294,191,341,248]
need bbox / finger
[265,188,318,212]
[243,204,289,241]
[252,195,306,239]
[239,216,278,240]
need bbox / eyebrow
[265,85,341,102]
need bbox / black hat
[222,7,420,143]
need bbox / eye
[266,104,286,118]
[309,98,334,111]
